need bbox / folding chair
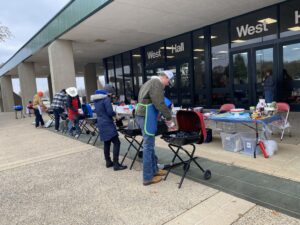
[85,118,100,145]
[220,103,235,112]
[119,128,143,170]
[271,102,291,141]
[210,103,236,132]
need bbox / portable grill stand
[164,143,211,189]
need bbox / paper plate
[230,108,245,113]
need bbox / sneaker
[55,129,60,132]
[155,169,167,176]
[75,134,79,138]
[143,176,162,186]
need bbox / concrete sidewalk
[0,112,299,225]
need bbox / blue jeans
[265,90,274,103]
[135,116,158,182]
[53,108,64,131]
[68,119,81,136]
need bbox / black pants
[53,108,64,130]
[104,135,120,163]
[34,108,45,127]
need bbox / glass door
[166,65,178,106]
[166,62,191,107]
[232,51,250,108]
[254,47,274,103]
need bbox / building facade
[104,0,300,110]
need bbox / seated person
[82,102,93,118]
[26,101,34,116]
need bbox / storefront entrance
[231,46,275,108]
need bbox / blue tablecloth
[207,112,281,126]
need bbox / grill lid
[176,110,207,140]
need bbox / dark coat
[91,93,117,142]
[263,74,275,92]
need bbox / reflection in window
[193,29,206,106]
[280,0,300,38]
[132,49,143,99]
[107,57,116,89]
[123,52,134,103]
[283,42,300,106]
[231,6,277,47]
[232,52,249,106]
[145,68,164,81]
[180,63,192,106]
[114,55,124,97]
[211,22,229,89]
[283,43,300,81]
[233,53,248,85]
[166,66,178,106]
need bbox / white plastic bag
[262,140,278,157]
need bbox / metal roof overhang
[0,0,284,77]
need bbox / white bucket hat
[66,87,78,97]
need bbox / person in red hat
[32,91,47,128]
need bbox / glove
[165,120,176,131]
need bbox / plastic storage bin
[239,132,261,156]
[220,132,242,152]
[222,122,236,133]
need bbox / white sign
[236,22,268,38]
[171,42,185,54]
[295,10,300,24]
[147,49,161,60]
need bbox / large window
[132,48,143,99]
[122,52,134,103]
[114,55,124,97]
[193,29,206,106]
[280,0,300,38]
[231,6,277,47]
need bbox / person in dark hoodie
[263,69,275,103]
[91,85,127,171]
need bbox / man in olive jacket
[136,70,175,186]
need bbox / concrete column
[18,62,37,108]
[0,76,15,112]
[48,40,76,94]
[84,63,98,102]
[47,76,53,102]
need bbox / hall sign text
[170,42,185,54]
[236,22,268,38]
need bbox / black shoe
[106,161,114,168]
[113,163,127,171]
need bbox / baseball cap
[162,70,175,86]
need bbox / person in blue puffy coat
[91,85,127,171]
